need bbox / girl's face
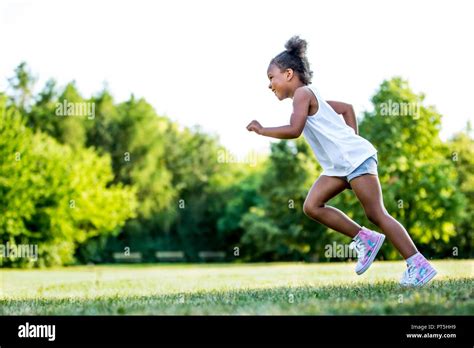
[267,64,292,100]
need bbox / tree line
[0,63,472,267]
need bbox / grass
[0,260,472,315]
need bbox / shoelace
[349,238,366,260]
[403,263,417,284]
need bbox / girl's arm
[327,100,358,135]
[246,88,313,139]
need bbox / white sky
[1,0,473,157]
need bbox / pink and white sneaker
[350,227,385,275]
[400,253,437,287]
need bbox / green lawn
[0,260,472,315]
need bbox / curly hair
[270,36,313,85]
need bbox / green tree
[0,95,137,267]
[447,125,474,258]
[163,126,234,260]
[27,79,59,135]
[10,63,89,151]
[216,159,266,256]
[358,77,465,258]
[93,96,176,259]
[239,138,327,261]
[7,62,36,111]
[53,82,88,149]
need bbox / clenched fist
[246,120,263,134]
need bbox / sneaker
[350,227,385,275]
[400,253,437,287]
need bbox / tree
[163,126,235,260]
[7,62,36,111]
[239,138,327,261]
[358,77,465,258]
[447,125,474,258]
[0,95,137,267]
[21,75,88,150]
[216,160,266,256]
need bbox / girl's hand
[246,120,263,134]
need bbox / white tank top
[302,85,377,176]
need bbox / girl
[246,36,437,287]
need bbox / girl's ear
[285,68,294,81]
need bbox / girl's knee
[302,201,314,217]
[366,209,389,225]
[303,201,324,219]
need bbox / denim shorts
[343,154,378,183]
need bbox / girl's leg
[349,174,418,259]
[303,175,361,238]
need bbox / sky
[1,0,473,157]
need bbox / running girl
[246,36,437,287]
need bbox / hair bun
[284,36,308,58]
